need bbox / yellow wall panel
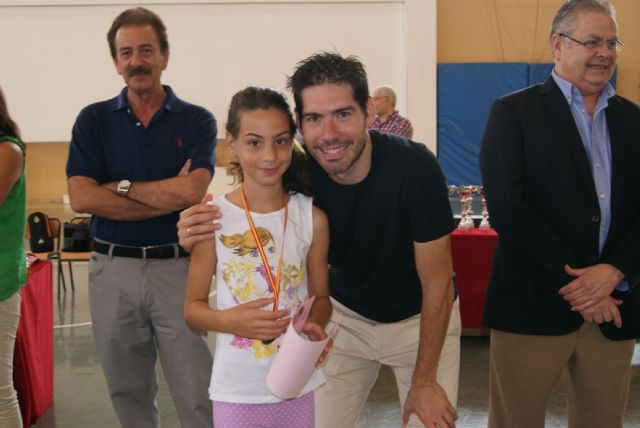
[25,143,69,202]
[437,0,639,103]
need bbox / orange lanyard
[240,184,288,311]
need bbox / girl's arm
[304,206,332,335]
[185,238,219,332]
[185,237,290,340]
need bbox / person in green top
[0,85,26,428]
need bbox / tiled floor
[26,201,640,427]
[26,259,639,428]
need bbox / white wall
[0,0,437,150]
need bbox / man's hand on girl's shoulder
[177,193,221,251]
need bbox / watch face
[118,180,131,196]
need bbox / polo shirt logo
[177,138,184,148]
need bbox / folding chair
[58,216,92,293]
[26,214,67,297]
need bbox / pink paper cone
[267,296,336,399]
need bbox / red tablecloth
[13,260,54,427]
[451,228,498,331]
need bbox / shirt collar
[110,85,184,112]
[376,111,399,123]
[551,69,615,108]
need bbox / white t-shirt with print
[208,192,325,403]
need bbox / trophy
[448,186,462,227]
[478,186,491,229]
[457,185,475,229]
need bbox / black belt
[93,241,189,259]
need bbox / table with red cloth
[13,260,54,427]
[450,228,498,333]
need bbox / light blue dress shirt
[551,71,627,291]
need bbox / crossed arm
[68,160,211,221]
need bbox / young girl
[185,86,331,428]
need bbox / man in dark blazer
[480,1,639,427]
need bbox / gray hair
[374,85,397,107]
[550,0,616,39]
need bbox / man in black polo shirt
[178,52,460,428]
[66,8,216,428]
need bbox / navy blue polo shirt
[66,86,217,246]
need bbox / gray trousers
[89,251,213,428]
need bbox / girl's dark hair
[226,86,313,196]
[0,86,21,140]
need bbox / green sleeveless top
[0,135,26,301]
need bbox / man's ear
[162,49,170,70]
[365,96,375,127]
[550,34,563,61]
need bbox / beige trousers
[488,324,635,428]
[0,292,23,428]
[315,297,461,428]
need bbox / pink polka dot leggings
[212,391,314,428]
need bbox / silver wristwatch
[117,179,132,197]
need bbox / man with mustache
[66,8,216,427]
[480,1,640,426]
[178,52,461,428]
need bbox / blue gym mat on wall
[437,62,616,185]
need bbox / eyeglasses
[558,33,624,52]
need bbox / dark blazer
[479,76,640,340]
